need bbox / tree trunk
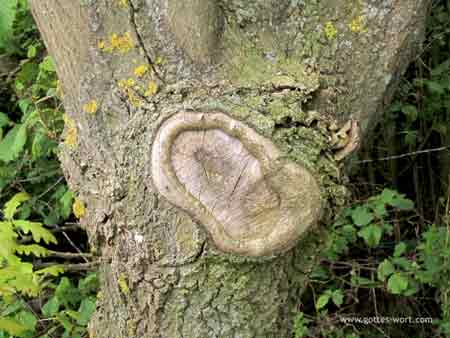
[29,1,430,337]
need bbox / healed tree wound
[152,112,322,257]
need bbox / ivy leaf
[351,206,374,226]
[13,220,57,244]
[387,273,409,294]
[3,192,30,220]
[315,293,330,310]
[377,259,395,281]
[358,224,382,247]
[0,123,28,163]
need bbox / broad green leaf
[13,220,57,244]
[393,242,407,257]
[42,296,60,317]
[377,259,395,281]
[77,297,96,325]
[331,289,344,307]
[56,277,81,306]
[315,293,330,310]
[16,310,37,332]
[0,318,27,336]
[390,194,414,210]
[59,189,74,219]
[4,192,30,219]
[0,123,27,163]
[351,206,374,226]
[387,273,409,294]
[40,56,56,72]
[15,244,49,257]
[358,224,382,247]
[78,273,98,294]
[0,112,12,129]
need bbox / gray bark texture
[29,1,430,337]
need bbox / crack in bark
[128,0,164,82]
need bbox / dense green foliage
[0,2,96,337]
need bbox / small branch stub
[151,111,322,257]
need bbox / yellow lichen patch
[98,40,105,50]
[100,32,134,54]
[117,0,128,7]
[118,273,130,295]
[349,16,364,33]
[63,115,77,147]
[324,21,337,40]
[73,198,86,219]
[144,81,158,97]
[117,78,142,107]
[83,100,98,114]
[134,64,149,78]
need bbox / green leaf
[13,220,57,244]
[77,297,96,325]
[331,289,344,307]
[15,244,49,257]
[0,123,27,163]
[0,221,18,257]
[27,45,37,58]
[315,293,330,310]
[78,273,98,294]
[358,224,382,247]
[35,265,65,277]
[0,112,12,129]
[16,310,37,332]
[393,242,407,257]
[0,318,27,336]
[4,192,30,219]
[56,277,81,306]
[42,296,60,317]
[377,259,395,281]
[351,206,374,226]
[387,273,409,294]
[40,56,56,73]
[59,189,74,219]
[390,194,414,210]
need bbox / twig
[356,146,449,164]
[34,261,99,271]
[47,250,93,259]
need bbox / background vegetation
[0,1,449,338]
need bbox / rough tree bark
[30,1,430,337]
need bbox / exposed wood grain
[152,111,322,256]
